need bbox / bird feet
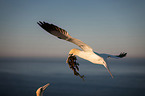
[66,54,85,80]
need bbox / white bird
[37,21,127,78]
[36,83,50,96]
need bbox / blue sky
[0,0,145,58]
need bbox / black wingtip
[37,21,42,26]
[37,21,46,27]
[37,21,50,26]
[117,52,127,58]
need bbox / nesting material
[66,54,84,80]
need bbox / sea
[0,57,145,96]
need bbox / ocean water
[0,58,145,96]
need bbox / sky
[0,0,145,58]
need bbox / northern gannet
[37,21,127,79]
[36,83,50,96]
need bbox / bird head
[36,83,50,96]
[97,58,113,78]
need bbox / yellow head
[69,48,80,55]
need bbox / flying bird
[37,21,127,79]
[36,83,50,96]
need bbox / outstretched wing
[99,52,127,59]
[37,21,93,52]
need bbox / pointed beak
[104,65,114,78]
[36,83,50,96]
[42,83,50,91]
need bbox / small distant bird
[37,21,127,79]
[36,83,50,96]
